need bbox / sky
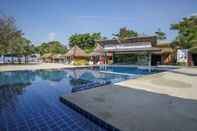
[0,0,197,45]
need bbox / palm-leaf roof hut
[65,45,88,64]
[41,53,54,62]
[90,44,106,64]
[42,53,53,58]
[90,44,105,56]
[52,54,64,59]
[52,54,65,63]
[66,45,88,58]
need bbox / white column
[148,53,152,72]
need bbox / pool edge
[59,96,120,131]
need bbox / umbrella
[66,45,88,58]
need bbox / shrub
[73,59,88,65]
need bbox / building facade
[98,36,175,66]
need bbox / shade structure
[52,54,64,59]
[90,44,105,56]
[41,53,53,59]
[66,45,88,58]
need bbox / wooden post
[112,52,114,64]
[104,52,107,65]
[104,52,107,69]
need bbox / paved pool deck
[0,63,92,72]
[117,67,197,100]
[62,68,197,131]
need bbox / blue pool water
[94,66,162,76]
[0,67,160,131]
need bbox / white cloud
[191,13,197,16]
[48,32,56,41]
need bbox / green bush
[176,62,187,66]
[189,47,197,54]
[73,59,89,65]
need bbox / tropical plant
[73,59,88,65]
[68,33,102,53]
[0,15,35,63]
[112,27,138,39]
[155,28,166,40]
[0,16,22,54]
[36,41,67,55]
[170,16,197,49]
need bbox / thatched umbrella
[52,54,65,63]
[90,44,106,64]
[66,45,88,58]
[42,53,53,58]
[90,44,105,56]
[90,43,112,57]
[41,53,53,62]
[52,54,64,59]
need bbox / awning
[153,47,174,54]
[104,47,161,54]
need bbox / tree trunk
[24,56,26,64]
[26,56,28,64]
[25,56,28,64]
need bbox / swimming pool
[94,66,162,76]
[0,67,160,130]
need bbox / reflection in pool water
[0,67,160,130]
[0,68,130,131]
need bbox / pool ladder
[99,64,107,70]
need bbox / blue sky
[0,0,197,45]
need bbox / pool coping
[60,83,197,131]
[60,96,120,131]
[0,63,179,72]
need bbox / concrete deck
[117,68,197,100]
[0,63,91,72]
[62,68,197,131]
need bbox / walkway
[62,68,197,131]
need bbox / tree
[170,16,197,49]
[20,38,35,63]
[155,28,166,40]
[0,15,27,63]
[68,33,101,53]
[35,42,49,55]
[0,16,20,54]
[36,41,67,55]
[48,41,67,54]
[112,27,138,39]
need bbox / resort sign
[177,49,188,63]
[104,42,152,50]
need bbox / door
[151,54,161,66]
[192,54,197,66]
